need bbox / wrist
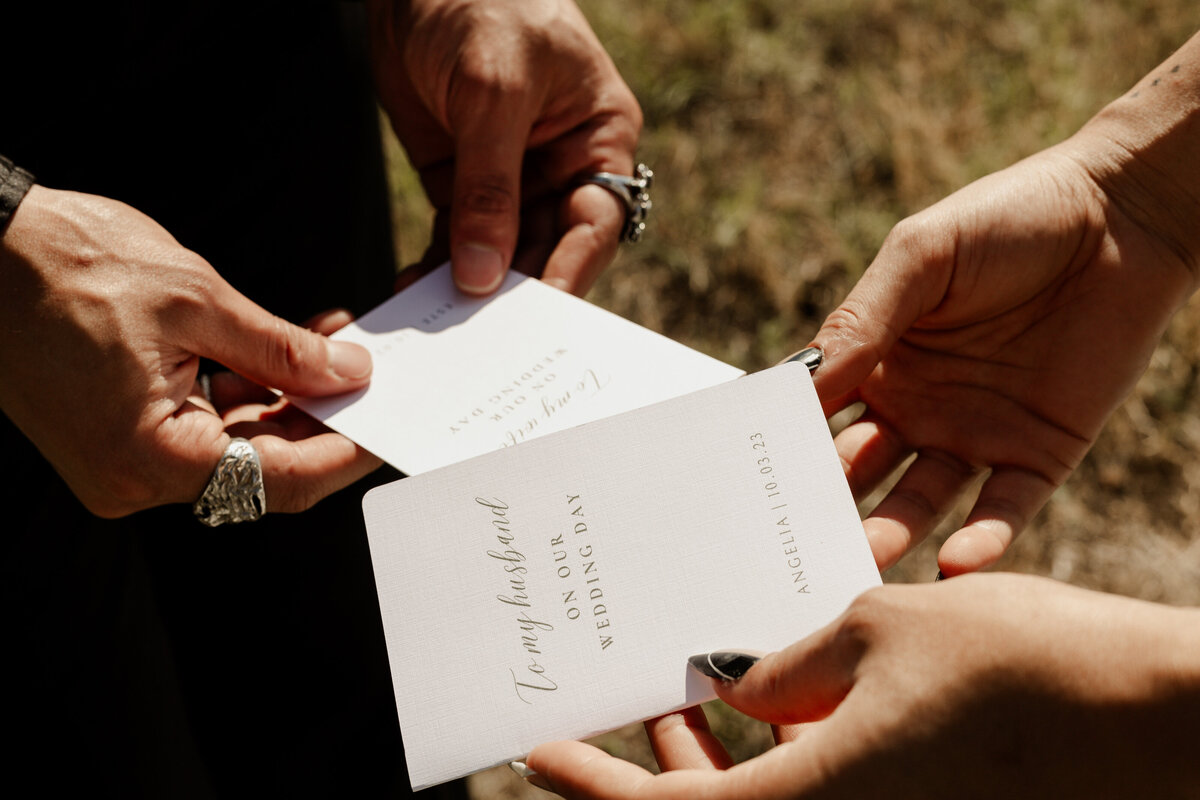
[1063,30,1200,295]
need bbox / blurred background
[381,2,1200,796]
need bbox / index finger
[526,741,661,800]
[541,183,626,294]
[529,735,831,800]
[529,740,736,800]
[809,217,957,414]
[252,432,382,514]
[646,706,733,772]
[533,109,641,295]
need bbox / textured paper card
[291,264,743,475]
[362,362,881,790]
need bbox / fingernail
[509,761,551,791]
[543,276,570,293]
[934,570,946,582]
[688,651,760,682]
[783,346,823,374]
[328,340,372,381]
[454,243,505,294]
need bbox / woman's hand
[808,32,1200,574]
[528,574,1200,799]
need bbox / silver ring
[193,437,266,526]
[582,163,653,243]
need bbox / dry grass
[381,2,1200,796]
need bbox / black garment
[2,4,459,797]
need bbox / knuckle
[882,215,925,251]
[263,448,324,514]
[453,51,525,99]
[882,212,957,268]
[818,303,864,336]
[883,214,934,253]
[838,586,897,645]
[887,485,939,520]
[444,26,530,111]
[260,316,316,379]
[921,448,976,480]
[575,221,615,258]
[282,322,312,376]
[155,252,218,326]
[160,283,209,327]
[820,301,892,365]
[455,175,518,219]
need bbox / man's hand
[368,0,643,296]
[528,575,1200,799]
[0,186,381,518]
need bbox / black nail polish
[688,651,760,681]
[785,347,823,374]
[934,570,945,582]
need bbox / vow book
[362,363,881,790]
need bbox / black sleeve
[0,154,36,235]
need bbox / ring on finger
[192,437,266,526]
[580,163,653,243]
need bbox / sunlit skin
[815,30,1200,577]
[368,0,642,296]
[0,0,641,519]
[0,187,380,518]
[526,30,1200,800]
[530,574,1200,800]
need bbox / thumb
[448,100,531,295]
[190,282,372,397]
[698,619,865,726]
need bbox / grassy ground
[382,2,1200,796]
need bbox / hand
[368,0,642,296]
[0,186,381,518]
[527,574,1200,799]
[800,45,1200,574]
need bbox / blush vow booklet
[362,362,881,790]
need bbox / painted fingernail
[328,341,372,380]
[784,346,823,374]
[688,651,760,682]
[509,761,551,791]
[934,570,946,582]
[454,243,505,294]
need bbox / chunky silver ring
[193,437,266,526]
[582,163,653,243]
